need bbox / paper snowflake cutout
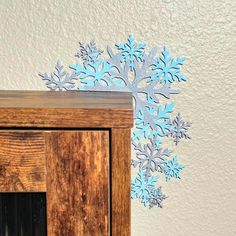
[70,60,112,88]
[39,61,77,91]
[164,157,184,181]
[39,35,191,209]
[76,41,103,64]
[131,140,172,178]
[116,35,145,71]
[131,170,158,206]
[169,113,191,145]
[133,102,175,145]
[148,187,167,208]
[151,47,186,84]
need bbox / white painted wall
[1,0,236,235]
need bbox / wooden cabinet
[0,91,133,236]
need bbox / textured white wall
[1,0,236,235]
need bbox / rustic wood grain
[0,90,133,128]
[45,131,109,236]
[0,131,46,192]
[111,128,131,236]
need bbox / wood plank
[111,128,131,236]
[0,131,46,192]
[0,90,133,128]
[45,131,109,236]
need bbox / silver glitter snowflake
[168,113,191,145]
[164,157,184,181]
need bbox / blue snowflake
[164,157,184,181]
[70,60,113,89]
[116,35,145,71]
[151,47,186,84]
[131,170,158,206]
[133,102,175,145]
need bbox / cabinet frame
[0,91,133,236]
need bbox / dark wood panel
[0,90,133,128]
[45,131,109,236]
[0,132,46,192]
[111,128,131,236]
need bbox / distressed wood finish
[0,131,46,192]
[0,90,133,128]
[111,128,131,236]
[0,90,133,236]
[45,131,109,236]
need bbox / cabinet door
[0,130,109,236]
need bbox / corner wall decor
[39,35,191,209]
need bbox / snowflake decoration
[164,157,184,181]
[151,47,186,84]
[70,60,113,89]
[168,113,191,145]
[39,35,191,209]
[133,102,175,145]
[131,170,158,206]
[116,35,145,71]
[76,41,103,65]
[131,140,172,178]
[39,61,78,91]
[149,187,167,208]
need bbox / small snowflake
[132,140,172,178]
[39,61,78,91]
[70,60,113,88]
[116,35,145,71]
[169,113,191,145]
[133,102,175,145]
[151,47,186,84]
[131,170,158,206]
[148,187,167,208]
[164,157,184,181]
[76,41,103,64]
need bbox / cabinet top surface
[0,90,133,128]
[0,90,132,110]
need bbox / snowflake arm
[164,157,184,181]
[151,47,186,84]
[168,113,191,145]
[116,35,145,71]
[39,61,78,91]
